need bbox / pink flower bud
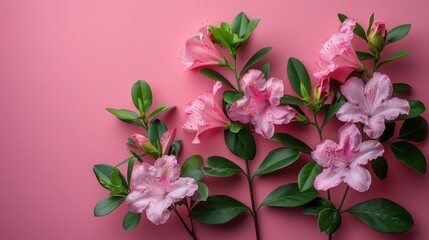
[368,22,387,58]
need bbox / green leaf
[318,209,342,234]
[398,116,428,142]
[115,156,136,167]
[345,198,414,233]
[380,122,396,143]
[271,133,312,154]
[131,80,152,113]
[367,13,374,35]
[398,100,425,120]
[106,108,143,127]
[181,155,203,175]
[371,157,388,181]
[303,197,335,216]
[183,169,205,182]
[93,164,116,190]
[147,119,167,150]
[190,195,249,224]
[390,141,427,173]
[94,196,126,217]
[253,148,300,177]
[356,51,373,61]
[122,212,141,231]
[243,19,260,40]
[232,12,249,38]
[192,182,209,202]
[199,68,235,90]
[203,156,243,177]
[148,106,176,122]
[287,57,311,98]
[223,91,244,104]
[377,50,409,68]
[298,162,323,192]
[240,47,272,77]
[127,157,136,186]
[147,103,166,118]
[392,83,411,94]
[169,140,183,158]
[386,24,411,44]
[229,122,243,133]
[280,95,307,105]
[211,27,234,52]
[260,63,270,79]
[261,183,318,208]
[322,99,346,127]
[338,13,367,41]
[225,128,256,160]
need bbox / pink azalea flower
[336,72,410,139]
[227,69,296,139]
[312,123,384,192]
[126,155,198,225]
[315,75,330,100]
[183,81,230,144]
[313,18,363,98]
[182,22,225,71]
[131,129,176,155]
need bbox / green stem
[338,186,350,212]
[232,54,242,92]
[172,206,197,240]
[245,161,261,240]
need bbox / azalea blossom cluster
[94,12,426,240]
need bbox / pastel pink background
[1,0,428,239]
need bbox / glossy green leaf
[253,148,300,177]
[181,155,203,175]
[131,80,152,113]
[261,183,318,208]
[338,13,367,41]
[147,119,167,150]
[398,100,425,120]
[183,169,204,182]
[127,157,136,186]
[392,83,411,94]
[190,195,249,224]
[115,156,136,167]
[94,196,126,217]
[223,91,244,104]
[345,198,414,233]
[386,24,411,44]
[203,156,243,177]
[398,116,428,142]
[318,208,342,234]
[260,63,270,79]
[169,140,183,158]
[390,141,427,173]
[211,27,233,49]
[303,197,336,216]
[106,108,143,127]
[240,47,272,77]
[298,162,323,192]
[122,212,141,231]
[380,122,396,143]
[199,68,235,90]
[229,122,243,133]
[356,51,373,61]
[225,128,256,160]
[287,57,311,98]
[232,12,249,38]
[371,157,388,181]
[148,106,175,122]
[280,94,307,105]
[367,13,374,35]
[243,19,260,40]
[377,50,409,68]
[129,150,144,163]
[147,103,166,118]
[93,164,116,190]
[271,133,312,154]
[192,182,209,202]
[322,99,346,127]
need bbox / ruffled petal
[340,77,366,104]
[311,139,340,168]
[363,115,386,139]
[336,102,368,124]
[145,198,172,225]
[252,109,276,139]
[240,69,266,97]
[160,129,176,155]
[343,166,372,192]
[265,78,285,105]
[372,97,410,121]
[337,123,362,151]
[352,140,384,167]
[153,155,181,182]
[314,168,343,191]
[126,190,160,213]
[364,72,393,109]
[130,163,154,191]
[227,97,252,123]
[167,177,198,202]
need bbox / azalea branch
[338,186,350,212]
[172,206,197,240]
[245,160,261,240]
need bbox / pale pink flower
[182,22,225,71]
[183,81,230,144]
[313,18,363,98]
[131,129,176,155]
[126,155,198,225]
[227,69,296,139]
[336,72,410,139]
[312,123,384,192]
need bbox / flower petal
[153,155,181,182]
[364,72,393,109]
[240,69,266,97]
[337,123,362,151]
[372,97,410,121]
[363,115,386,139]
[130,163,154,191]
[160,129,176,155]
[314,168,343,191]
[265,78,284,105]
[352,140,384,167]
[311,139,340,168]
[252,109,276,139]
[145,198,172,225]
[343,166,372,192]
[167,177,198,202]
[126,190,159,213]
[340,77,365,104]
[336,102,368,124]
[227,97,253,123]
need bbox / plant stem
[172,206,197,240]
[338,186,350,212]
[232,54,242,92]
[245,160,261,240]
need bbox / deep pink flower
[368,22,387,55]
[227,69,296,139]
[183,82,230,144]
[315,75,330,100]
[126,155,198,225]
[336,72,410,139]
[182,22,225,71]
[131,129,176,155]
[131,134,150,146]
[312,123,384,192]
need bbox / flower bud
[368,22,387,60]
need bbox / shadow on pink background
[1,0,428,239]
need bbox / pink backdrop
[1,0,428,239]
